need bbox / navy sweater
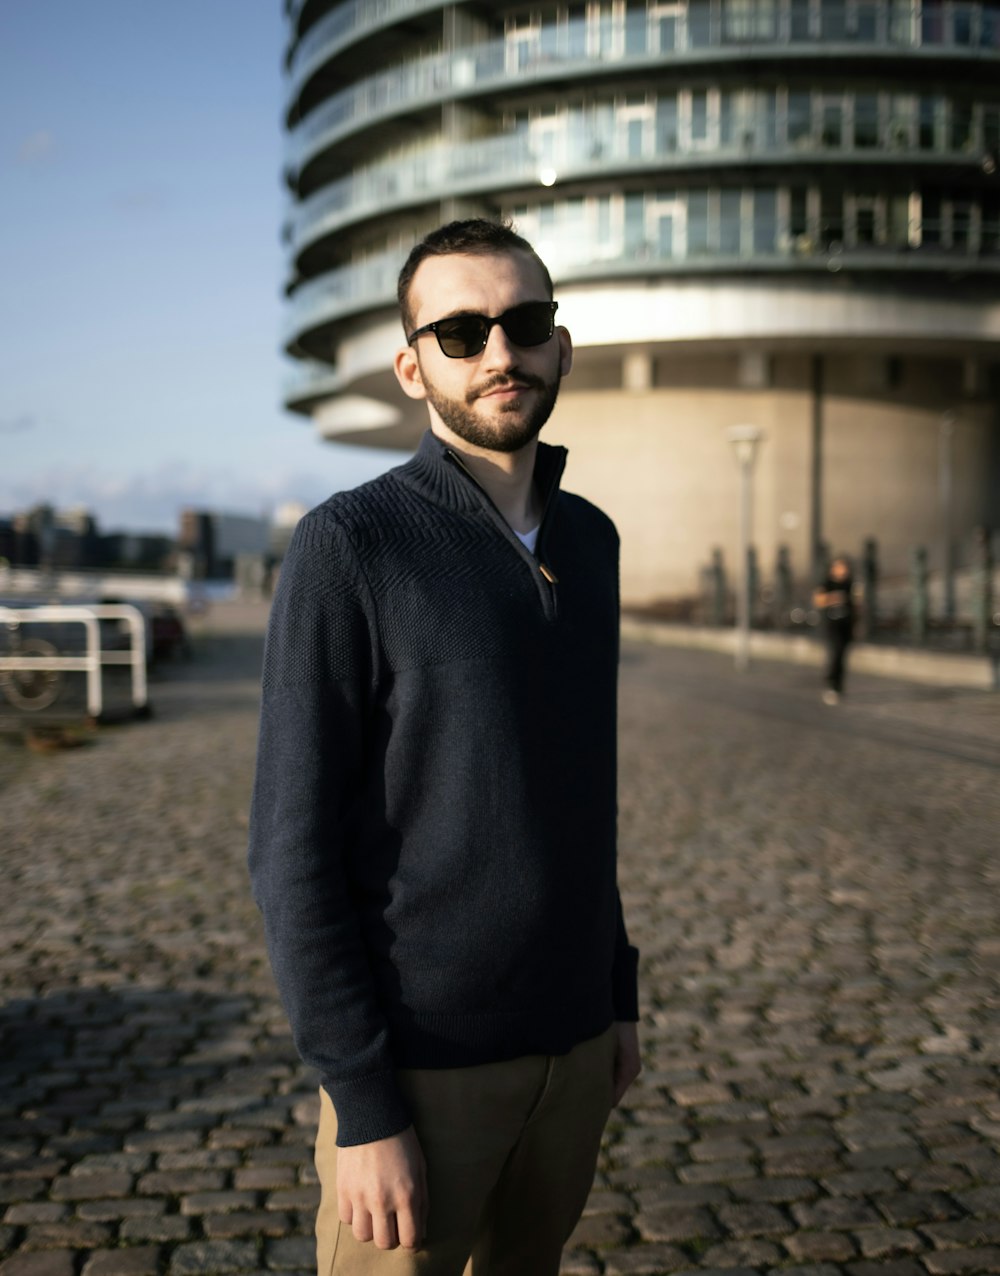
[248,430,639,1146]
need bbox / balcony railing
[287,117,992,260]
[289,0,443,94]
[286,5,1000,175]
[284,218,1000,348]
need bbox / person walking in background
[814,554,856,705]
[248,218,640,1275]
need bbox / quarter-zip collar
[397,430,567,621]
[397,429,567,538]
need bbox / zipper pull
[539,563,558,584]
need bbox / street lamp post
[939,411,956,626]
[725,425,764,672]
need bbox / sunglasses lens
[501,303,554,347]
[436,317,488,357]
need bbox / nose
[479,319,519,371]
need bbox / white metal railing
[0,605,148,719]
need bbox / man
[813,554,856,705]
[249,219,640,1275]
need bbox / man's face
[393,250,573,455]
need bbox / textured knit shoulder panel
[261,508,375,690]
[317,471,536,672]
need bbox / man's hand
[337,1125,428,1251]
[612,1020,641,1106]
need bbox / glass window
[624,193,645,252]
[855,206,877,245]
[788,91,812,144]
[688,190,710,254]
[821,100,843,147]
[921,191,942,245]
[851,2,879,41]
[691,90,709,142]
[625,1,647,54]
[822,2,847,40]
[953,6,973,45]
[854,94,879,148]
[593,2,615,56]
[656,211,675,258]
[725,0,776,39]
[888,194,910,245]
[789,187,808,238]
[950,102,974,151]
[720,91,736,147]
[951,200,973,248]
[985,107,1000,155]
[790,0,813,40]
[888,0,912,44]
[982,195,999,253]
[919,96,937,149]
[888,96,912,148]
[656,95,679,150]
[596,195,612,244]
[724,0,753,41]
[720,189,742,253]
[688,0,712,46]
[921,3,944,44]
[568,5,587,56]
[820,188,844,246]
[761,89,778,147]
[753,189,777,253]
[627,117,645,158]
[657,15,677,51]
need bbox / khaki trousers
[314,1025,617,1276]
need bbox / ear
[393,344,429,401]
[556,325,573,378]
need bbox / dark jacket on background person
[248,430,639,1148]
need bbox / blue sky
[0,2,402,534]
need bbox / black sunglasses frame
[407,301,558,358]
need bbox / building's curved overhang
[286,275,1000,448]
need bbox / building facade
[281,0,1000,604]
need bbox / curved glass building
[281,0,1000,602]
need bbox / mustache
[466,372,546,404]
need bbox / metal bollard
[774,545,793,631]
[910,546,929,646]
[709,547,726,627]
[860,536,878,642]
[971,526,994,655]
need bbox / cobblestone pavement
[2,604,999,1276]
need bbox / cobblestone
[2,608,999,1273]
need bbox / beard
[420,365,562,454]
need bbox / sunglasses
[407,301,558,359]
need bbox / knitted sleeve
[607,516,640,1022]
[247,515,410,1147]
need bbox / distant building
[178,509,270,580]
[280,0,1000,602]
[0,504,174,572]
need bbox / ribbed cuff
[324,1069,412,1148]
[612,944,640,1022]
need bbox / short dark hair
[396,218,553,335]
